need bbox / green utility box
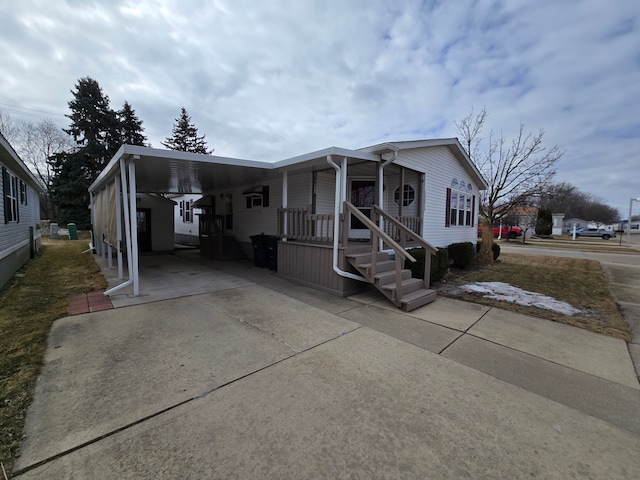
[68,223,78,240]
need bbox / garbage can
[51,223,59,240]
[250,234,267,268]
[264,235,278,271]
[68,223,78,240]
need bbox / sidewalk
[13,254,640,478]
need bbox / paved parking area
[13,253,640,479]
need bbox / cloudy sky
[1,0,638,216]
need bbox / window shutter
[246,196,252,209]
[472,195,476,227]
[2,167,11,223]
[445,188,451,227]
[262,185,269,207]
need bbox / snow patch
[457,282,584,316]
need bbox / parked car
[478,225,523,239]
[567,227,616,240]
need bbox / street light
[627,197,640,249]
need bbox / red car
[478,225,523,239]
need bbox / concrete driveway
[13,253,640,479]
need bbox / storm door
[348,179,375,239]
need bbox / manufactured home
[89,138,487,311]
[1,132,43,289]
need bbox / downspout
[378,149,397,251]
[326,155,367,282]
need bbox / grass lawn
[439,252,631,342]
[0,236,106,475]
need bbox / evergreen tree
[49,77,121,227]
[117,101,148,146]
[162,107,212,153]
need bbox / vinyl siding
[395,146,480,247]
[1,161,42,288]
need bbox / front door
[136,208,152,252]
[348,179,375,239]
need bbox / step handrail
[344,202,417,263]
[373,205,438,254]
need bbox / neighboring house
[168,193,203,246]
[89,138,487,311]
[502,206,538,239]
[1,132,44,289]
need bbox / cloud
[1,0,639,214]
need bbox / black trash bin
[250,234,267,268]
[264,235,278,271]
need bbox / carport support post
[129,157,139,295]
[115,175,123,279]
[106,185,113,269]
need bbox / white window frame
[7,173,19,223]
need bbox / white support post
[106,185,112,268]
[115,175,123,279]
[101,188,108,261]
[128,158,139,296]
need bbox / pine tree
[162,107,212,154]
[117,101,147,146]
[50,77,121,227]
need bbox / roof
[359,138,488,190]
[89,139,488,195]
[0,132,45,193]
[89,144,379,194]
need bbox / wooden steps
[345,251,436,312]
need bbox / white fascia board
[273,146,379,170]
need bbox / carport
[88,144,378,297]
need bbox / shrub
[477,241,501,261]
[492,242,501,261]
[447,242,474,269]
[405,247,449,284]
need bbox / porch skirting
[277,241,367,297]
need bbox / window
[2,167,19,223]
[446,187,475,227]
[394,185,415,207]
[244,185,269,209]
[179,200,193,223]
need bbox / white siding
[286,172,312,208]
[172,193,202,237]
[395,146,480,247]
[382,169,420,218]
[315,171,336,215]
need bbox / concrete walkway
[14,253,640,479]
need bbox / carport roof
[89,145,380,194]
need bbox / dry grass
[0,235,106,475]
[440,252,631,342]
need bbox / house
[1,132,44,289]
[88,138,487,311]
[168,193,203,246]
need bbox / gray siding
[1,161,42,288]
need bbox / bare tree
[19,119,73,219]
[0,110,20,144]
[456,108,563,230]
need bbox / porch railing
[381,215,421,246]
[343,202,438,302]
[277,207,334,242]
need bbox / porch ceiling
[89,145,380,195]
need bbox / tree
[117,101,147,146]
[456,107,563,231]
[0,110,20,144]
[19,119,73,219]
[162,107,212,153]
[536,182,619,225]
[50,77,122,227]
[535,208,553,236]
